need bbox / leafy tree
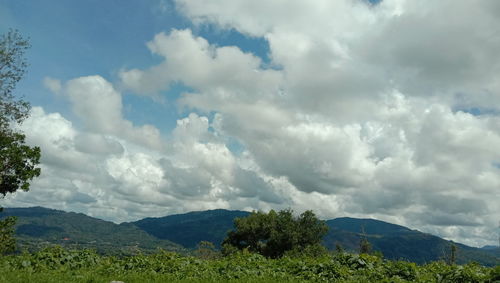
[0,29,40,198]
[222,209,328,258]
[1,131,41,196]
[0,29,41,254]
[1,29,31,128]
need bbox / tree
[0,29,40,198]
[222,209,328,258]
[0,29,41,255]
[359,226,372,254]
[359,237,372,254]
[1,29,31,128]
[447,243,457,265]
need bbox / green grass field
[1,246,498,283]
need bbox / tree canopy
[0,29,40,198]
[222,209,328,258]
[0,29,41,254]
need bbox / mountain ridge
[1,206,498,266]
[127,209,499,266]
[0,206,184,255]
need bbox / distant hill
[482,245,499,250]
[324,217,499,266]
[0,207,184,255]
[131,210,499,266]
[480,245,500,259]
[130,209,250,249]
[326,217,414,235]
[2,207,498,266]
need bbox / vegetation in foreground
[0,246,499,283]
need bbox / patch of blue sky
[196,24,271,66]
[453,107,500,117]
[1,1,184,100]
[225,137,246,156]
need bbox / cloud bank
[4,0,500,247]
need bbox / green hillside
[324,217,499,266]
[1,207,184,255]
[131,209,250,249]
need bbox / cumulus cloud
[120,29,283,100]
[5,106,282,223]
[114,0,500,246]
[74,133,124,156]
[4,0,500,247]
[176,0,500,114]
[63,76,163,150]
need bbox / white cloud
[165,0,500,247]
[63,76,163,150]
[6,0,500,248]
[5,106,284,223]
[120,29,283,100]
[74,133,124,156]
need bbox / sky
[1,0,499,248]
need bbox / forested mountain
[0,207,184,255]
[2,207,498,266]
[130,210,498,266]
[131,209,250,249]
[324,217,499,266]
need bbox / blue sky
[6,1,184,131]
[1,0,499,248]
[1,0,271,133]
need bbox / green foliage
[0,216,16,255]
[284,243,329,258]
[0,247,497,282]
[0,29,41,197]
[223,209,328,258]
[0,29,31,127]
[0,131,41,195]
[335,242,344,253]
[0,29,40,271]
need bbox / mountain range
[1,207,498,266]
[0,207,184,255]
